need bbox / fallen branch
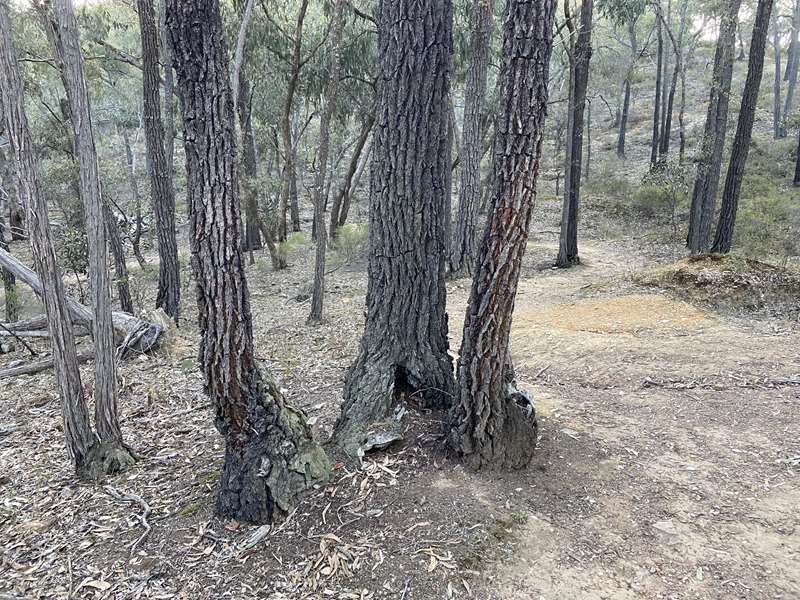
[0,321,38,356]
[0,329,52,338]
[103,486,152,556]
[0,347,95,379]
[642,374,800,391]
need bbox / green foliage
[56,227,89,275]
[634,160,691,232]
[736,193,800,265]
[331,223,368,265]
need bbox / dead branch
[0,347,95,379]
[103,486,152,555]
[0,321,38,356]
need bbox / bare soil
[1,197,798,599]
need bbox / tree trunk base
[216,373,331,524]
[451,382,538,471]
[555,254,581,269]
[79,440,137,481]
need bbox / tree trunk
[781,0,800,137]
[332,0,455,454]
[449,0,555,471]
[0,191,18,323]
[556,0,593,267]
[328,117,373,242]
[659,0,672,149]
[617,78,631,158]
[585,98,592,180]
[712,0,775,253]
[448,0,493,277]
[660,0,687,158]
[238,71,263,256]
[0,0,98,475]
[278,0,310,240]
[121,130,147,269]
[338,138,372,228]
[167,0,330,524]
[794,125,800,185]
[686,0,742,253]
[308,0,345,324]
[54,0,134,472]
[136,0,180,324]
[158,0,175,186]
[102,202,133,314]
[651,19,664,166]
[773,10,782,139]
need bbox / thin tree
[773,9,782,139]
[136,0,180,323]
[650,16,663,165]
[556,0,593,267]
[712,0,775,253]
[794,125,800,185]
[449,0,556,470]
[158,0,175,183]
[449,0,494,277]
[166,0,330,523]
[0,0,99,474]
[332,0,455,452]
[54,0,134,470]
[0,169,18,323]
[328,114,373,242]
[617,20,638,158]
[686,0,742,253]
[780,0,800,136]
[308,0,346,324]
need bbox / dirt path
[463,235,800,599]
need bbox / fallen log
[0,247,164,357]
[0,347,95,379]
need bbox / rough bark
[773,10,782,139]
[54,0,134,471]
[712,0,775,253]
[448,0,493,277]
[449,0,555,471]
[686,0,742,253]
[308,0,345,324]
[167,0,330,524]
[158,0,175,185]
[103,202,133,314]
[329,116,373,242]
[0,190,18,323]
[556,0,593,267]
[136,0,180,324]
[0,0,96,474]
[332,0,455,453]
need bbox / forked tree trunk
[54,0,134,472]
[167,0,330,523]
[712,0,775,253]
[308,0,345,324]
[338,138,372,228]
[448,0,493,277]
[332,0,455,453]
[449,0,555,471]
[556,0,593,267]
[0,0,97,473]
[136,0,180,324]
[329,115,373,243]
[686,0,742,253]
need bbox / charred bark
[136,0,180,324]
[449,0,555,470]
[686,0,742,253]
[332,0,455,453]
[448,0,493,277]
[167,0,330,523]
[712,0,774,253]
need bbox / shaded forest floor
[1,197,799,600]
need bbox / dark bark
[686,0,742,253]
[773,10,782,139]
[448,0,493,277]
[332,0,455,453]
[617,78,631,158]
[651,20,664,166]
[794,125,800,185]
[712,0,775,253]
[449,0,555,470]
[159,0,175,185]
[0,0,97,474]
[556,0,593,267]
[136,0,180,324]
[167,0,329,524]
[308,0,345,324]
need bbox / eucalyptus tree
[712,0,775,253]
[686,0,742,253]
[450,0,556,470]
[166,0,330,523]
[333,0,455,452]
[449,0,494,277]
[556,0,594,268]
[136,0,180,323]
